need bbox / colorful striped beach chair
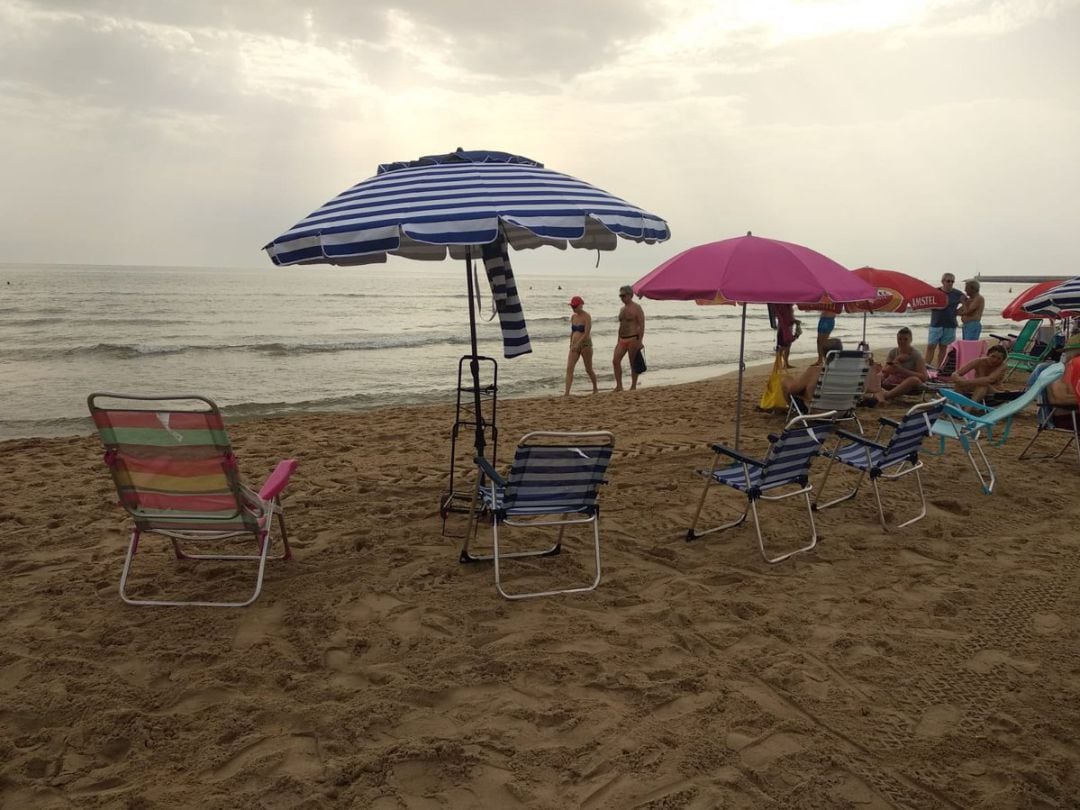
[88,393,298,607]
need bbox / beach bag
[759,356,787,412]
[632,348,647,375]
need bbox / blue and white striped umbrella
[1023,275,1080,316]
[265,149,669,266]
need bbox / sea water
[0,262,1022,440]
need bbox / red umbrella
[798,267,946,313]
[796,266,947,342]
[1002,279,1079,320]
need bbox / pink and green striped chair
[88,393,298,607]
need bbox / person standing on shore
[960,279,985,340]
[925,273,965,368]
[816,310,838,364]
[613,284,645,391]
[564,296,599,396]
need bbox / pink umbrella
[633,233,876,448]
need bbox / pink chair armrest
[258,459,298,501]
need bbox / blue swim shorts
[962,321,982,340]
[927,326,956,346]
[817,317,836,335]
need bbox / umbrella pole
[465,253,486,458]
[862,311,868,346]
[735,303,747,451]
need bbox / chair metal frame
[1018,403,1080,466]
[470,430,614,600]
[814,399,944,531]
[687,412,837,564]
[89,393,296,608]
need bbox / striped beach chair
[813,399,944,531]
[470,431,614,600]
[88,393,298,607]
[788,348,871,432]
[687,412,837,564]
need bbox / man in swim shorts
[613,284,645,391]
[925,273,965,368]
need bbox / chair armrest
[258,459,298,501]
[877,416,900,429]
[836,429,888,452]
[938,388,991,413]
[711,444,764,467]
[474,456,506,486]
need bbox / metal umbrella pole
[734,303,747,450]
[464,251,486,458]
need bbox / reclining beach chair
[88,393,298,607]
[929,362,1065,494]
[687,412,837,564]
[814,400,945,531]
[927,339,987,382]
[788,349,870,432]
[1018,398,1080,467]
[997,321,1055,382]
[989,319,1039,353]
[469,431,614,600]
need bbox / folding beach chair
[788,349,870,433]
[929,362,1065,494]
[989,319,1039,353]
[814,400,945,531]
[469,431,614,600]
[687,412,837,564]
[927,339,987,382]
[996,321,1055,382]
[1018,400,1080,467]
[88,393,298,607]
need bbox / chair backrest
[881,399,945,466]
[88,393,257,533]
[807,350,871,412]
[1006,320,1041,356]
[760,413,837,488]
[936,340,987,379]
[502,431,615,514]
[945,362,1065,429]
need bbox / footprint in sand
[929,498,970,516]
[914,704,960,737]
[1033,613,1063,635]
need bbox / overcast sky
[1,0,1077,280]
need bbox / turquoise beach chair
[930,362,1064,493]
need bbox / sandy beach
[2,365,1079,808]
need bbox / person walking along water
[613,285,645,391]
[564,296,599,396]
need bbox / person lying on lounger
[945,345,1008,402]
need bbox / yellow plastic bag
[758,356,788,412]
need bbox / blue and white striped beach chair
[472,431,614,600]
[687,412,837,564]
[814,399,944,531]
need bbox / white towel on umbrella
[482,233,532,358]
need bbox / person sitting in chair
[946,345,1008,402]
[782,337,843,402]
[867,326,928,403]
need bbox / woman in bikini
[565,296,599,396]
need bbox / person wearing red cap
[565,296,598,396]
